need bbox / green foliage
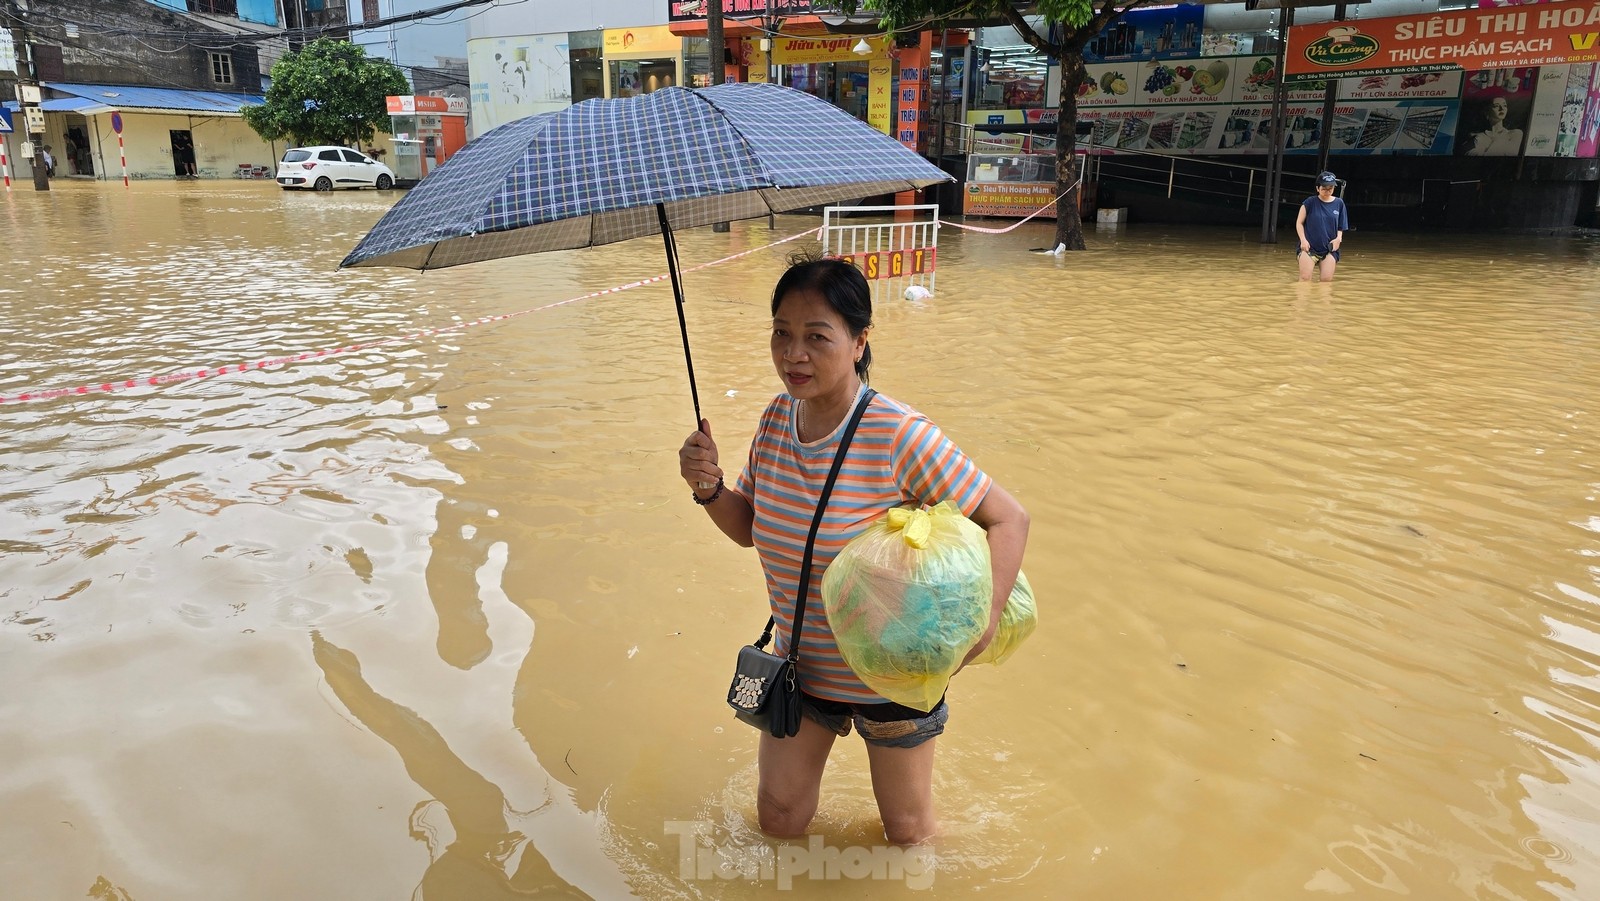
[854,0,1098,34]
[242,39,410,147]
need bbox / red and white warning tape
[0,226,823,405]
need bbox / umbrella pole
[657,203,705,432]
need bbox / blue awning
[1,95,115,114]
[41,84,265,116]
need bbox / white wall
[26,111,281,180]
[465,0,665,41]
[467,33,579,134]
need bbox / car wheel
[375,174,393,190]
[314,177,333,192]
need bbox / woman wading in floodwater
[678,255,1029,845]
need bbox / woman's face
[770,288,867,404]
[1490,97,1508,124]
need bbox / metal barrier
[820,204,941,300]
[940,120,1334,213]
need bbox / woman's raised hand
[679,419,723,493]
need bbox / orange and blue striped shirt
[732,391,993,703]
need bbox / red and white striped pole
[111,112,128,187]
[2,138,11,191]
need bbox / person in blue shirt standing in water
[1295,171,1349,282]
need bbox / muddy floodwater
[2,180,1599,899]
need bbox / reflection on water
[2,180,1599,898]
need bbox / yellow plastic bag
[968,570,1037,667]
[821,502,992,712]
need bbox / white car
[276,146,395,191]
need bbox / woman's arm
[1295,205,1310,250]
[679,419,755,547]
[962,482,1030,666]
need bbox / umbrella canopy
[340,82,951,271]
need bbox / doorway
[66,121,94,176]
[169,129,196,178]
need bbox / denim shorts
[800,693,948,749]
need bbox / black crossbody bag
[727,388,877,738]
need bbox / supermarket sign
[1285,0,1600,81]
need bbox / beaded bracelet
[692,478,725,506]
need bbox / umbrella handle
[658,203,709,492]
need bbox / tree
[243,38,410,149]
[851,0,1156,250]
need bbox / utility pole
[708,0,729,231]
[706,0,724,85]
[5,0,47,191]
[1259,4,1294,243]
[1314,2,1348,175]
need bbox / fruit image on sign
[1190,61,1229,96]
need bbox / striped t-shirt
[732,390,993,703]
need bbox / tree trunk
[1053,53,1089,251]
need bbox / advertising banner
[1074,99,1460,156]
[1523,63,1573,153]
[604,26,682,59]
[867,60,894,135]
[968,110,1027,152]
[1285,1,1600,81]
[1085,5,1205,64]
[963,182,1058,218]
[771,36,888,65]
[1455,66,1537,154]
[1580,63,1600,155]
[1078,54,1452,107]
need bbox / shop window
[612,59,676,98]
[188,1,239,15]
[571,31,604,103]
[685,37,712,88]
[970,45,1048,111]
[211,53,234,85]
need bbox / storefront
[385,95,468,182]
[604,26,687,98]
[743,35,898,135]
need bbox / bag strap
[756,387,878,661]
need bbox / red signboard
[1285,1,1600,81]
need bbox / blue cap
[1316,172,1338,186]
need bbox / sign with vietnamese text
[1285,1,1600,81]
[0,28,15,74]
[963,182,1059,219]
[770,36,887,65]
[603,26,682,58]
[867,60,893,135]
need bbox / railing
[820,204,940,301]
[940,120,1336,213]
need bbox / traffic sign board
[0,108,12,134]
[111,112,123,134]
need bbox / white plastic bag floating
[822,502,1037,711]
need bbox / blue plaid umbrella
[341,82,951,425]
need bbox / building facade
[3,0,280,180]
